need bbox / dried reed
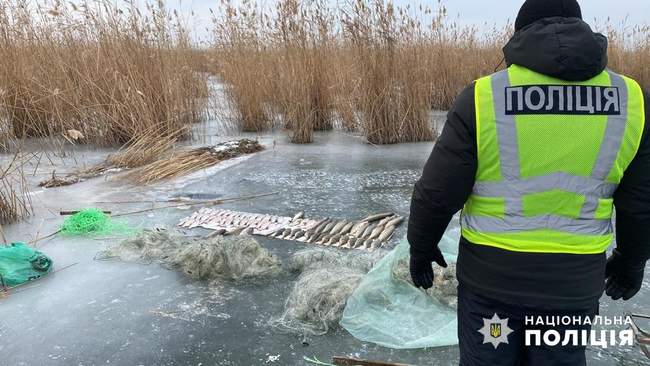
[0,0,208,146]
[0,152,31,224]
[211,0,649,145]
[210,0,505,143]
[125,139,263,184]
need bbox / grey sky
[173,0,649,41]
[441,0,649,28]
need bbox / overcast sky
[173,0,649,41]
[433,0,648,28]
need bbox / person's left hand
[605,249,646,301]
[409,247,448,289]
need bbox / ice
[0,128,648,365]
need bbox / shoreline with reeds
[1,0,649,225]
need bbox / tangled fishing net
[286,248,384,274]
[391,258,458,309]
[272,247,385,335]
[97,228,281,281]
[60,208,133,236]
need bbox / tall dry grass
[0,0,645,148]
[606,24,650,89]
[211,0,506,144]
[0,0,208,146]
[211,0,650,144]
[213,0,335,142]
[212,0,272,132]
[0,152,31,225]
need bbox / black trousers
[458,285,599,366]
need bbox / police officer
[408,0,650,364]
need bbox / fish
[288,228,301,239]
[329,221,347,235]
[368,225,384,240]
[279,228,292,239]
[298,233,312,242]
[319,234,332,245]
[292,229,306,240]
[240,227,254,236]
[224,215,234,226]
[355,222,371,237]
[270,228,284,237]
[306,218,328,237]
[377,215,395,226]
[349,221,364,236]
[310,217,329,231]
[308,222,331,242]
[327,234,342,246]
[292,211,304,220]
[360,224,375,239]
[351,237,363,249]
[313,232,328,244]
[338,235,350,248]
[321,222,336,235]
[362,212,394,223]
[260,215,271,225]
[228,226,246,235]
[318,234,331,245]
[204,228,226,238]
[357,239,373,249]
[376,225,396,243]
[338,222,354,236]
[385,216,404,227]
[368,240,379,251]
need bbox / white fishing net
[97,228,282,281]
[391,258,458,309]
[286,247,384,274]
[272,247,385,335]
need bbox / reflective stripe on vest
[461,65,645,254]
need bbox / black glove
[605,249,646,301]
[410,247,448,289]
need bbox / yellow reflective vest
[461,65,645,254]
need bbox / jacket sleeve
[408,83,477,261]
[613,91,650,263]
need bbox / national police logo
[478,313,514,349]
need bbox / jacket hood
[503,17,608,81]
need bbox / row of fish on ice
[178,209,403,251]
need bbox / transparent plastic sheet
[340,226,461,349]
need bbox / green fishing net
[60,208,133,236]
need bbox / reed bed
[606,24,650,90]
[0,0,208,147]
[210,0,506,144]
[0,152,31,224]
[0,0,645,148]
[211,0,650,144]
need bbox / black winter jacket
[408,17,650,309]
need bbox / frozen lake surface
[0,130,648,365]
